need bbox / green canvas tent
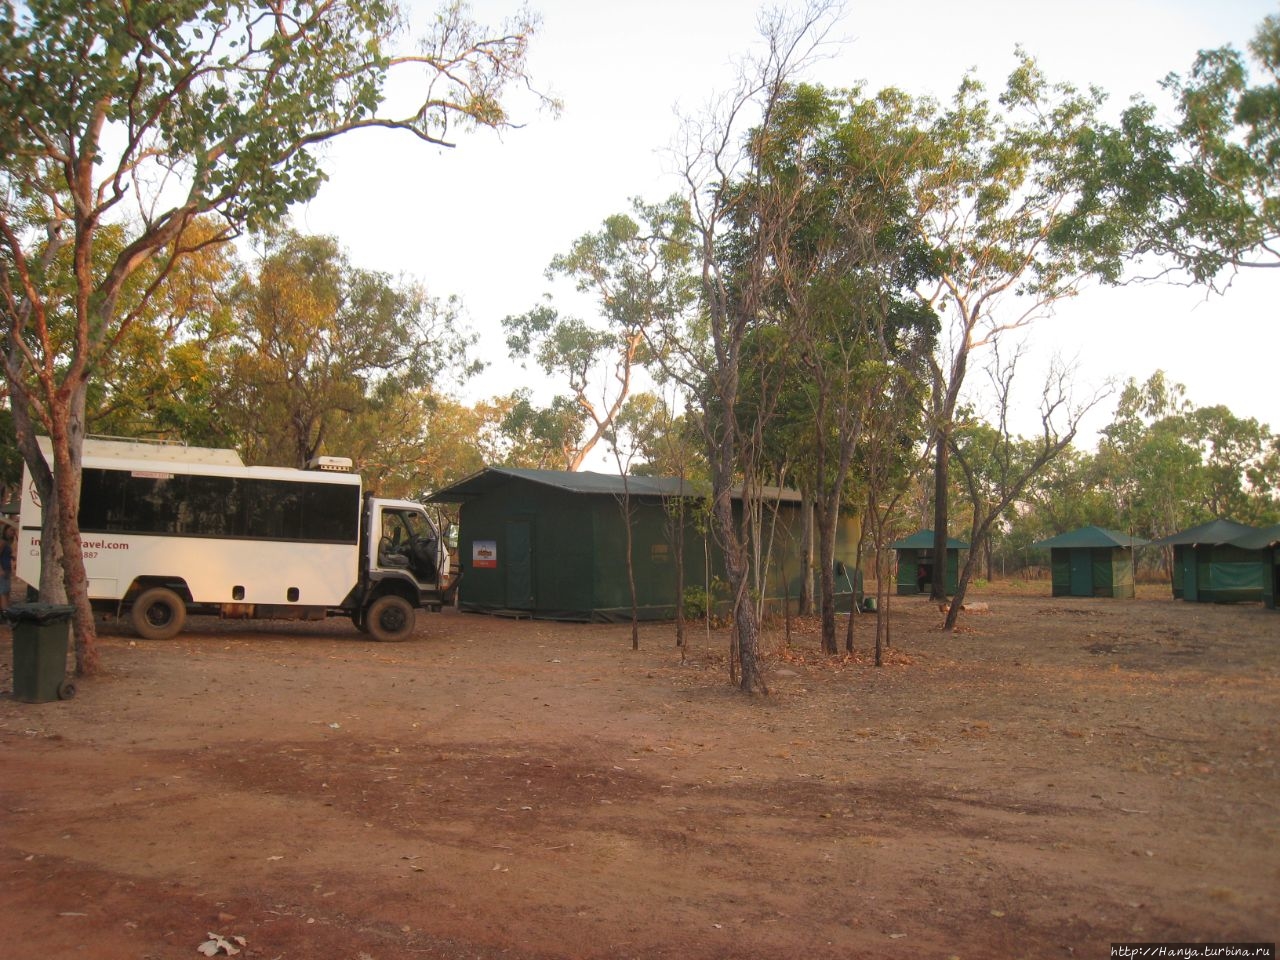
[429,467,860,621]
[1033,526,1149,598]
[1152,519,1265,603]
[1228,524,1280,610]
[889,529,967,596]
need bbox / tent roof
[428,466,801,505]
[1228,523,1280,551]
[1150,518,1260,547]
[1033,526,1151,549]
[889,529,969,550]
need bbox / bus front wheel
[366,595,415,642]
[131,587,187,641]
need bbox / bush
[683,586,711,620]
[683,577,732,620]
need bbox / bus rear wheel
[366,595,415,642]
[131,587,187,641]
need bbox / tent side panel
[1090,549,1111,597]
[1050,550,1071,596]
[526,488,596,619]
[457,480,598,617]
[944,549,960,595]
[1109,548,1136,599]
[589,496,680,621]
[456,486,535,612]
[896,548,920,595]
[1200,545,1265,603]
[894,547,961,596]
[1266,548,1278,610]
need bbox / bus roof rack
[306,455,354,472]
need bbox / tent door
[505,519,534,609]
[1069,549,1093,596]
[1183,549,1199,602]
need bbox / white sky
[291,0,1278,459]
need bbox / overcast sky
[291,0,1277,463]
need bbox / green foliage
[682,577,731,621]
[1096,372,1279,532]
[1069,14,1280,284]
[997,372,1279,574]
[214,228,478,470]
[87,220,240,444]
[495,389,586,470]
[0,409,19,490]
[501,197,697,471]
[682,585,712,620]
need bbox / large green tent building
[1152,519,1266,604]
[1032,526,1149,598]
[429,467,860,621]
[889,529,967,596]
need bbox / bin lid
[4,603,76,624]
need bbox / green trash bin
[7,603,76,703]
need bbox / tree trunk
[799,490,815,615]
[816,505,838,655]
[671,498,686,656]
[6,381,67,606]
[711,484,765,693]
[622,495,639,651]
[943,541,983,631]
[931,432,950,602]
[48,387,100,676]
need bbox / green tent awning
[1151,519,1260,547]
[1229,523,1280,551]
[889,529,968,550]
[1033,526,1150,549]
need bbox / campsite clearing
[1,588,1276,959]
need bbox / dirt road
[2,590,1277,959]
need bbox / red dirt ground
[1,586,1277,959]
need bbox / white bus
[19,437,451,642]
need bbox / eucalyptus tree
[1095,372,1280,539]
[618,387,708,654]
[744,81,938,654]
[856,355,932,664]
[503,197,696,472]
[1095,372,1206,545]
[945,347,1109,630]
[0,0,549,674]
[87,224,239,447]
[914,55,1137,602]
[1077,13,1280,286]
[216,228,477,470]
[663,1,843,692]
[495,389,587,469]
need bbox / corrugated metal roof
[1150,518,1260,547]
[889,529,969,550]
[428,466,800,504]
[1033,526,1151,549]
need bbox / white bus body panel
[20,438,362,607]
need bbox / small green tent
[1033,526,1149,598]
[889,529,967,596]
[1228,524,1280,610]
[429,467,860,621]
[1152,519,1265,603]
